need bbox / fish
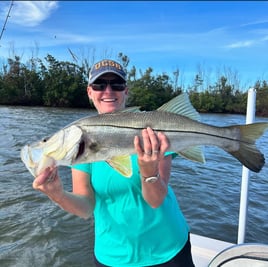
[21,93,268,178]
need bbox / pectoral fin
[106,155,133,178]
[178,146,205,163]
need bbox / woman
[33,59,195,267]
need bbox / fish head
[21,125,84,177]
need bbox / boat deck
[190,233,234,266]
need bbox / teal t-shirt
[72,154,189,267]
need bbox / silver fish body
[73,111,241,161]
[21,94,268,177]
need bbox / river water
[0,105,268,267]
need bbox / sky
[0,1,268,90]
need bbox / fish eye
[42,138,47,142]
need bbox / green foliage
[41,55,88,107]
[0,52,267,117]
[127,67,180,110]
[188,75,249,115]
[254,80,268,116]
[0,54,89,107]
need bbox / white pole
[237,88,256,244]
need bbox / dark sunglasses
[91,79,126,91]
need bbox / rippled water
[0,106,268,267]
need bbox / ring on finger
[144,151,152,155]
[152,150,159,154]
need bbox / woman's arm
[32,167,95,219]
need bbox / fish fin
[157,93,200,121]
[179,146,206,163]
[120,106,141,113]
[106,155,133,178]
[228,122,268,173]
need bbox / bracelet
[143,173,160,183]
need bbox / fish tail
[229,122,268,172]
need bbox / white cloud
[225,34,268,49]
[226,40,255,49]
[241,19,268,28]
[2,1,58,27]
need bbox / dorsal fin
[157,93,205,163]
[157,93,200,121]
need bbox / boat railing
[237,88,256,244]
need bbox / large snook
[21,93,268,177]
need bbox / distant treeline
[0,53,267,116]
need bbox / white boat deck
[190,233,234,267]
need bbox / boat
[190,89,268,266]
[191,233,268,266]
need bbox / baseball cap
[88,59,126,84]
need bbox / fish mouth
[21,145,54,177]
[21,145,35,175]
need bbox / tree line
[0,53,267,116]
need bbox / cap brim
[89,70,126,84]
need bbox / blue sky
[0,1,268,90]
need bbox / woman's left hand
[134,127,170,178]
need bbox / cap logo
[94,60,122,71]
[88,59,126,84]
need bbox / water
[0,106,268,267]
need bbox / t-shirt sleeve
[165,151,178,159]
[71,163,92,174]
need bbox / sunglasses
[91,79,126,91]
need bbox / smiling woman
[28,59,196,267]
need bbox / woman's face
[87,73,128,114]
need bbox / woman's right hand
[32,167,64,203]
